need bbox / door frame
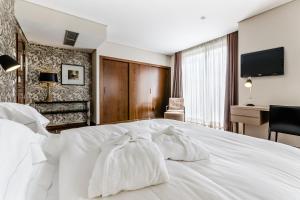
[99,56,171,125]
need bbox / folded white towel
[152,126,210,161]
[88,131,169,198]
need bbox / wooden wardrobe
[100,56,170,124]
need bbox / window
[182,36,227,129]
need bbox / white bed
[59,119,300,200]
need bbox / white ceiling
[22,0,293,55]
[15,0,107,50]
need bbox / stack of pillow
[0,103,58,200]
[0,103,50,135]
[0,119,47,200]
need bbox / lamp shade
[39,72,58,83]
[244,78,252,88]
[0,55,21,72]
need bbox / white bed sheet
[46,166,59,200]
[59,119,300,200]
[42,134,60,200]
[29,133,60,200]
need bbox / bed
[59,119,300,200]
[1,102,299,200]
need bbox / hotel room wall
[238,0,300,147]
[91,41,171,124]
[0,0,17,102]
[26,43,92,126]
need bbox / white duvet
[152,125,210,161]
[60,119,300,200]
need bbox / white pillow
[0,103,49,135]
[0,119,47,200]
[152,126,210,161]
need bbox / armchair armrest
[165,105,185,113]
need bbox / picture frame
[61,64,85,86]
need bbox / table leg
[242,123,245,135]
[235,122,239,133]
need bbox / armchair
[164,98,185,122]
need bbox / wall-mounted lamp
[244,77,254,106]
[39,72,58,102]
[244,78,252,88]
[0,55,21,72]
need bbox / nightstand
[230,105,269,134]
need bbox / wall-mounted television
[241,47,284,77]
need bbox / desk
[230,105,269,134]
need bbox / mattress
[59,119,300,200]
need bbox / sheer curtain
[182,36,227,129]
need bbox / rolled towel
[88,130,169,198]
[152,126,210,161]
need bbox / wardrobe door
[129,64,171,120]
[100,59,129,124]
[150,67,171,118]
[129,63,152,120]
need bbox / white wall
[91,41,172,124]
[98,41,171,66]
[238,0,300,146]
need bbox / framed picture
[61,64,85,85]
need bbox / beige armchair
[164,98,185,121]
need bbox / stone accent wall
[0,0,17,102]
[27,43,92,125]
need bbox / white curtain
[182,36,227,129]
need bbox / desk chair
[268,105,300,142]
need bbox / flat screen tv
[241,47,284,77]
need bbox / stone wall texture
[27,43,92,125]
[0,0,17,102]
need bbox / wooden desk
[230,105,269,134]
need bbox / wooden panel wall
[100,56,170,124]
[151,67,170,118]
[129,63,151,120]
[100,58,129,124]
[16,31,27,104]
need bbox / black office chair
[268,105,300,142]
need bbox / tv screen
[241,47,284,77]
